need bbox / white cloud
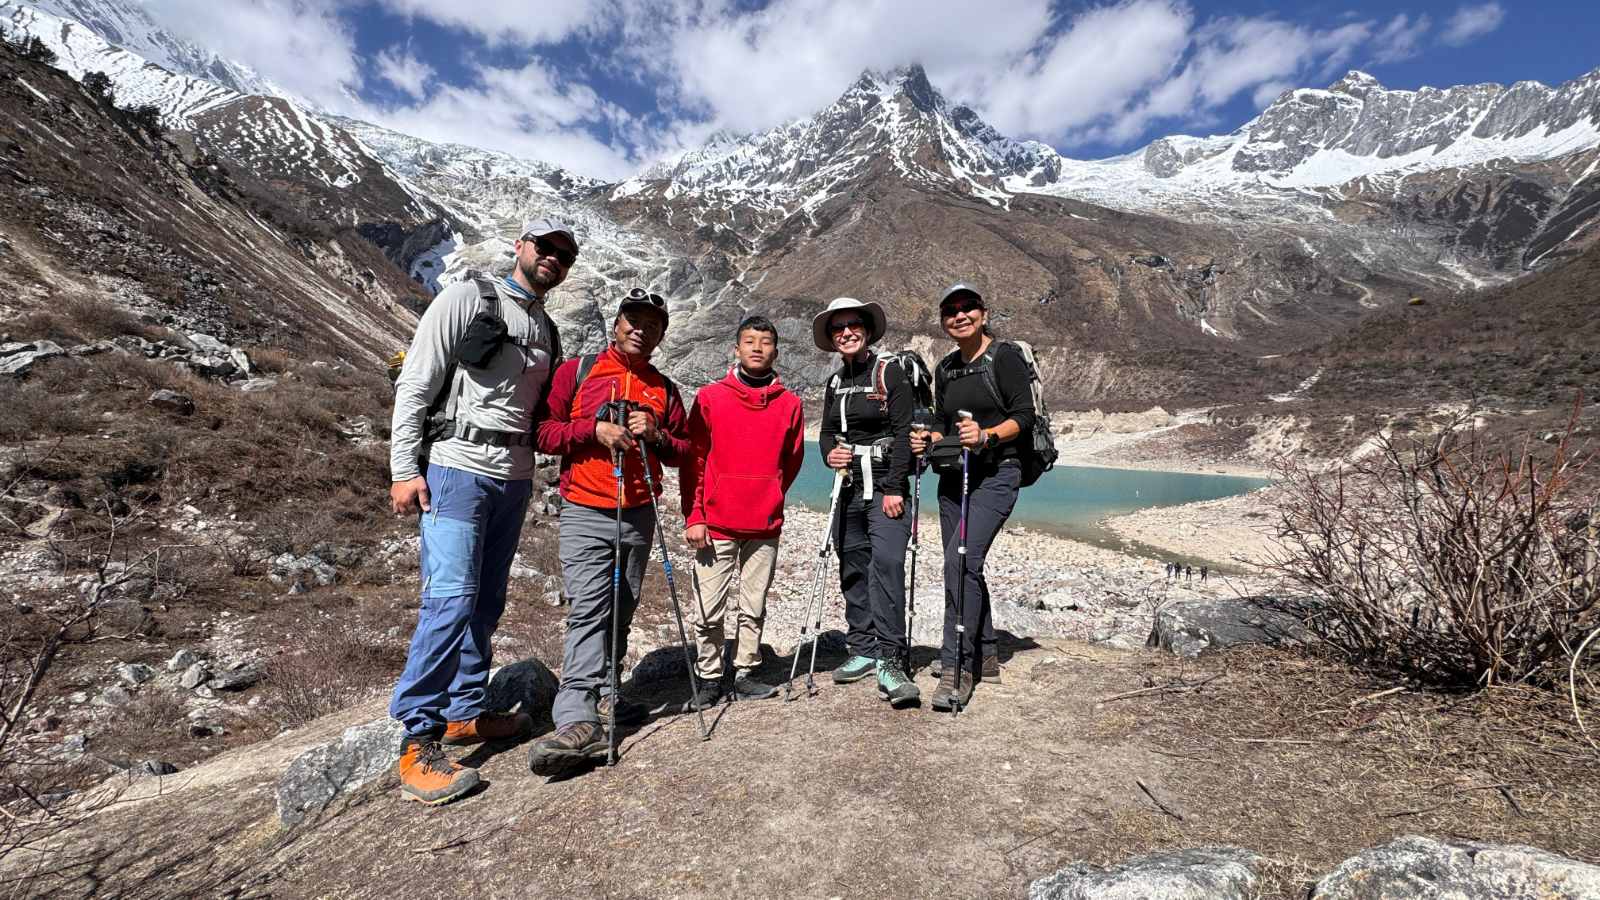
[1440,2,1505,46]
[144,0,363,109]
[374,46,434,100]
[1369,13,1432,64]
[366,0,612,46]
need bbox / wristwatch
[982,429,997,449]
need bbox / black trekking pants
[938,461,1020,675]
[837,483,911,660]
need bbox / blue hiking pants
[390,463,532,738]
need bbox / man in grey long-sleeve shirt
[386,217,579,807]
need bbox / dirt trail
[17,639,1600,899]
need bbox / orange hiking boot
[397,736,479,805]
[442,711,533,746]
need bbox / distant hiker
[1201,565,1209,583]
[1185,565,1194,583]
[527,288,689,777]
[1165,562,1174,580]
[910,284,1036,712]
[386,218,578,806]
[814,297,919,708]
[679,315,805,707]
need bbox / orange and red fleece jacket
[534,346,689,509]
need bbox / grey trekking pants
[938,460,1020,675]
[552,501,655,728]
[837,483,911,660]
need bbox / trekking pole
[953,410,973,718]
[607,447,625,766]
[786,466,845,701]
[906,455,924,674]
[634,440,711,741]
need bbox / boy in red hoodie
[680,315,805,706]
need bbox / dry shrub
[1271,405,1600,687]
[262,627,406,728]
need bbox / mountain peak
[1328,70,1384,99]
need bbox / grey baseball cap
[940,283,984,306]
[520,217,579,253]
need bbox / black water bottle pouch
[928,436,965,474]
[457,311,508,368]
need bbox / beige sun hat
[811,297,886,352]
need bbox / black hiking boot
[527,722,609,776]
[731,670,778,701]
[689,678,724,710]
[930,654,1001,683]
[929,671,975,713]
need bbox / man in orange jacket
[528,289,688,776]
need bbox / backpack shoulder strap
[575,353,600,388]
[469,275,501,318]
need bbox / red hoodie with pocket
[680,368,805,540]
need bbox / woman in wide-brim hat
[811,297,920,708]
[909,284,1034,712]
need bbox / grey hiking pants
[938,461,1020,675]
[837,483,911,660]
[552,501,655,728]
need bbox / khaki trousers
[689,538,779,679]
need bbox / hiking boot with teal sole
[832,655,877,684]
[876,659,920,708]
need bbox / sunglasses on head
[940,298,984,317]
[527,235,577,268]
[828,318,867,335]
[624,287,665,308]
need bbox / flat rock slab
[1030,847,1265,900]
[1314,835,1600,899]
[1147,597,1309,657]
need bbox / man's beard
[518,256,562,291]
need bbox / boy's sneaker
[929,671,975,713]
[876,659,920,708]
[731,670,778,700]
[689,679,724,710]
[527,722,609,776]
[442,711,532,746]
[398,736,480,805]
[832,655,877,684]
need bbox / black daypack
[827,349,934,417]
[938,340,1057,487]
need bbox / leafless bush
[1269,406,1599,687]
[261,627,405,728]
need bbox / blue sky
[141,0,1600,179]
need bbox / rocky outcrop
[1147,597,1310,657]
[1313,836,1600,899]
[1029,847,1265,900]
[274,656,557,825]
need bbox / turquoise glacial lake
[788,441,1269,554]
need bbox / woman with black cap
[811,297,919,709]
[909,284,1034,712]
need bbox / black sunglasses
[828,318,867,334]
[528,235,577,268]
[940,298,984,316]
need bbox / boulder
[275,656,555,825]
[179,662,209,690]
[268,553,337,588]
[186,333,230,355]
[1313,836,1600,899]
[116,662,158,686]
[276,718,405,826]
[1030,847,1265,900]
[165,649,199,672]
[0,340,66,376]
[135,760,179,778]
[228,348,254,376]
[628,643,695,685]
[207,662,262,692]
[1147,597,1309,658]
[147,389,195,415]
